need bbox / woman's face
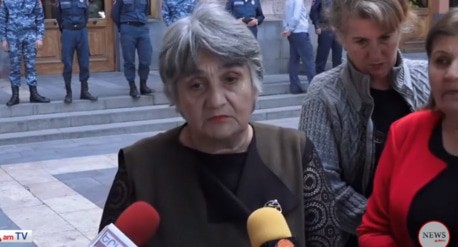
[429,35,458,115]
[176,51,257,142]
[339,17,401,80]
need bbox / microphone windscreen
[247,207,292,247]
[115,201,160,246]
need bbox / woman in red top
[358,10,458,247]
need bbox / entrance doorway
[37,0,116,74]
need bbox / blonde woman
[298,0,430,245]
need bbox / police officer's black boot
[140,80,154,95]
[129,81,140,99]
[80,81,98,101]
[6,86,19,106]
[64,81,72,104]
[29,86,51,103]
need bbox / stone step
[0,117,300,165]
[0,106,302,145]
[0,96,155,118]
[0,94,304,134]
[0,82,303,118]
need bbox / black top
[368,88,411,195]
[407,123,458,246]
[183,144,249,194]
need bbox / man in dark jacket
[310,0,342,74]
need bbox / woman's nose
[205,86,227,108]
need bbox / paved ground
[0,52,427,246]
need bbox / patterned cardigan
[298,52,430,239]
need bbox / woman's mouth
[209,115,230,123]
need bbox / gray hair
[330,0,412,35]
[158,3,264,105]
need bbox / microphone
[90,201,160,247]
[247,207,297,247]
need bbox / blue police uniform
[57,0,97,103]
[111,0,153,98]
[161,0,196,27]
[0,0,50,106]
[225,0,264,38]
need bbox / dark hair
[425,10,458,59]
[424,10,458,110]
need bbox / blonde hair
[330,0,411,34]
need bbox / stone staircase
[0,81,305,146]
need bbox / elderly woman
[358,10,458,246]
[298,0,431,246]
[100,4,341,247]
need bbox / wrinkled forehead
[178,49,248,79]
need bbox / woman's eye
[225,76,238,84]
[190,83,202,89]
[355,39,367,46]
[433,56,452,67]
[188,80,205,90]
[380,35,391,42]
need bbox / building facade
[16,0,457,74]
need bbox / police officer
[225,0,265,38]
[111,0,153,99]
[0,0,50,106]
[310,0,342,74]
[56,0,98,104]
[162,0,196,27]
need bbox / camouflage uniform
[0,0,44,87]
[162,0,196,27]
[0,0,49,106]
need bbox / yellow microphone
[247,207,297,247]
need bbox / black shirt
[182,145,248,194]
[407,124,458,246]
[368,88,411,195]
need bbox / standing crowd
[0,0,342,106]
[1,0,457,246]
